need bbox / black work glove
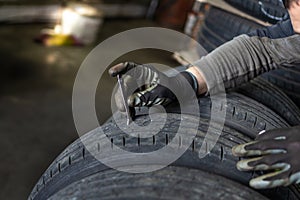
[232,126,300,189]
[109,62,198,111]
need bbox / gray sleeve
[194,34,300,94]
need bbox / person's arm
[187,19,295,95]
[187,33,300,95]
[109,21,299,109]
[109,34,300,109]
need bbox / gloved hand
[109,62,198,111]
[232,126,300,189]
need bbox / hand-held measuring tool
[117,74,132,125]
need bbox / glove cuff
[180,71,199,94]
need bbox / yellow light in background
[61,8,79,35]
[58,3,103,44]
[54,25,62,34]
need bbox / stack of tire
[198,0,300,108]
[28,1,300,200]
[28,97,300,200]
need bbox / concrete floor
[0,19,179,199]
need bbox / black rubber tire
[167,66,300,126]
[29,95,299,200]
[164,92,289,138]
[235,77,300,126]
[198,6,300,110]
[48,166,267,200]
[224,0,288,24]
[198,7,263,52]
[205,7,263,41]
[262,68,300,108]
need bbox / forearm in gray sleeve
[194,34,300,94]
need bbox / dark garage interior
[1,0,300,199]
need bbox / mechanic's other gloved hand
[109,62,198,111]
[232,126,300,189]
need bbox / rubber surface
[235,77,300,126]
[48,166,267,200]
[198,7,263,52]
[262,68,300,108]
[198,6,300,111]
[164,92,289,138]
[224,0,287,24]
[29,94,299,200]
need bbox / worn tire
[198,6,300,110]
[29,93,299,200]
[164,92,289,138]
[235,77,300,126]
[48,166,267,200]
[262,68,300,108]
[198,7,263,52]
[224,0,288,24]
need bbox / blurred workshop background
[3,0,298,199]
[0,0,195,199]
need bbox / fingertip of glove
[250,179,268,189]
[249,177,281,189]
[249,167,291,189]
[232,141,259,157]
[236,157,263,171]
[108,63,126,77]
[232,144,246,157]
[108,68,116,77]
[236,160,251,171]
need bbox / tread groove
[97,143,100,152]
[152,135,156,145]
[58,163,61,173]
[192,140,195,152]
[220,146,224,161]
[68,156,72,165]
[82,148,85,159]
[179,136,182,148]
[122,136,126,147]
[138,134,141,146]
